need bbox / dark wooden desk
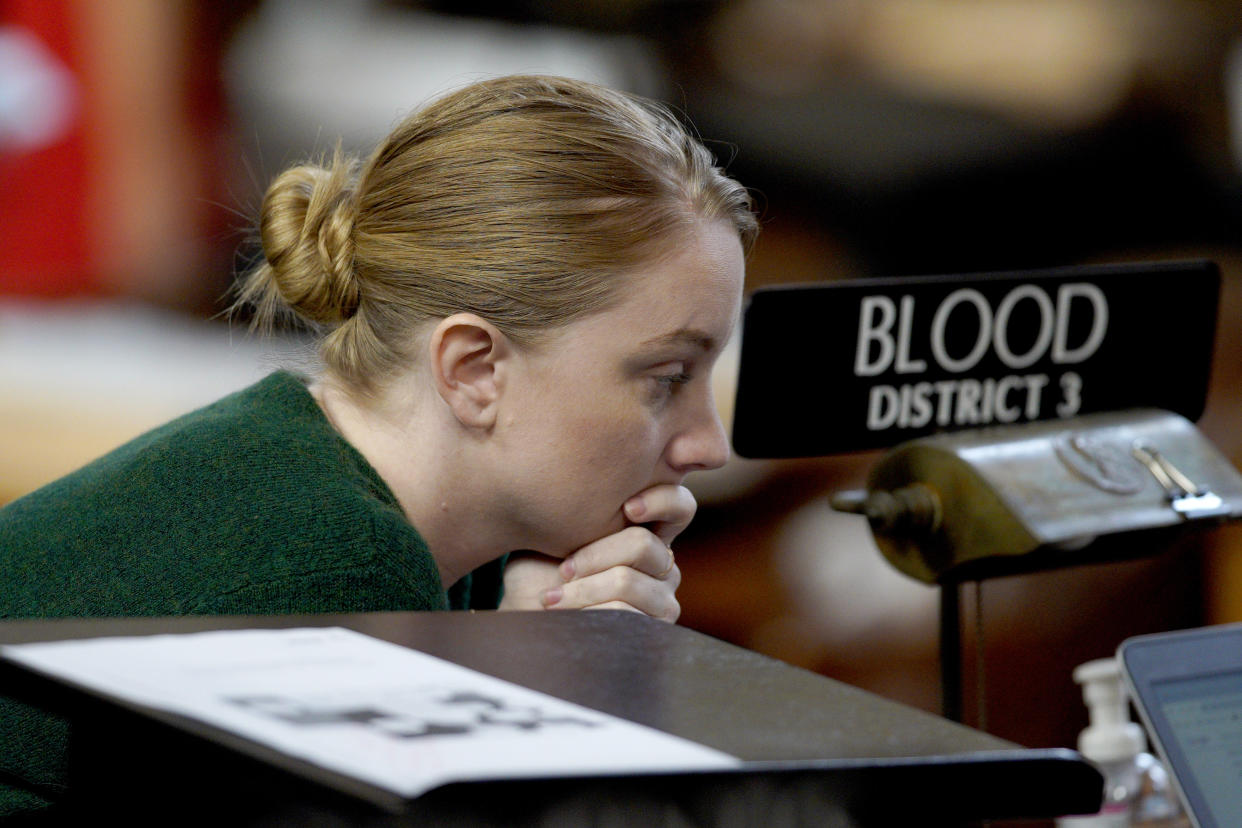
[0,611,1101,826]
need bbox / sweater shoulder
[0,372,438,618]
[4,371,390,511]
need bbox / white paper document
[2,627,739,798]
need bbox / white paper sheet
[1,627,739,799]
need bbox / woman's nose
[666,393,731,473]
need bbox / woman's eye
[654,372,692,391]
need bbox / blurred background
[4,0,1242,765]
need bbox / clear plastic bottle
[1056,658,1188,828]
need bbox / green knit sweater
[0,371,503,815]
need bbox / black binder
[0,611,1101,826]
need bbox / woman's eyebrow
[638,329,716,352]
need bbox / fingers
[561,526,675,582]
[511,484,695,623]
[623,484,697,546]
[498,552,564,611]
[547,525,681,622]
[543,561,681,623]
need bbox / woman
[0,74,756,815]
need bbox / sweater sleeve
[188,509,451,615]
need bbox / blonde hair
[237,74,758,391]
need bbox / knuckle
[613,565,646,591]
[652,591,681,622]
[680,491,698,518]
[620,526,660,560]
[621,525,653,543]
[663,599,681,623]
[575,568,637,605]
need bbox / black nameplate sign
[732,260,1220,458]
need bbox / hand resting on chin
[498,483,692,622]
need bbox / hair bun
[258,152,361,325]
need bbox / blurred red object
[0,0,94,297]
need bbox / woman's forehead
[568,253,743,356]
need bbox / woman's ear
[428,314,510,429]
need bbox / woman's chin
[545,511,629,558]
